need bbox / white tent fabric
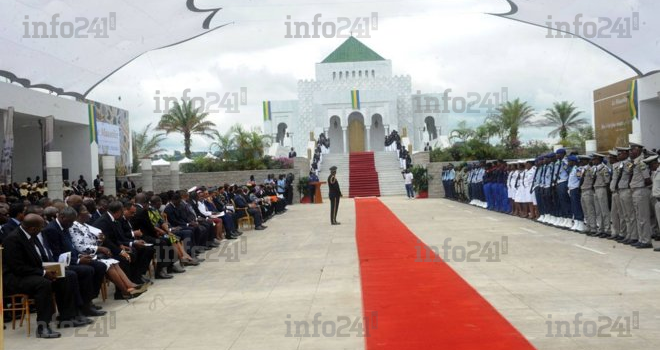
[493,0,659,76]
[178,157,193,164]
[204,152,218,159]
[152,158,170,166]
[0,0,227,98]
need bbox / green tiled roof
[321,37,385,63]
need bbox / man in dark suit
[131,194,174,279]
[118,200,157,281]
[164,193,206,261]
[93,175,101,192]
[328,166,342,225]
[93,201,153,285]
[288,147,297,158]
[0,202,25,243]
[2,214,87,338]
[234,187,266,230]
[123,178,136,190]
[42,207,106,317]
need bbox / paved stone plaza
[5,197,660,349]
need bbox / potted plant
[411,165,432,198]
[297,176,311,203]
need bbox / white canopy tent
[152,158,170,166]
[204,152,218,160]
[493,0,659,76]
[0,0,228,98]
[178,157,193,164]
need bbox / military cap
[630,142,644,149]
[329,166,337,171]
[578,155,592,160]
[567,155,578,162]
[608,150,618,156]
[616,146,631,152]
[592,152,607,158]
[555,148,566,155]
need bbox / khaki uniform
[610,161,624,238]
[652,170,660,237]
[580,165,597,233]
[618,159,637,241]
[593,163,611,234]
[630,155,652,244]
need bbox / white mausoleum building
[263,37,449,157]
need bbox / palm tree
[229,124,273,169]
[541,101,587,144]
[489,98,535,149]
[156,99,216,158]
[209,129,234,161]
[449,120,475,144]
[131,123,166,172]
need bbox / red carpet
[355,198,536,350]
[349,152,381,197]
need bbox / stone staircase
[318,151,406,198]
[374,151,407,196]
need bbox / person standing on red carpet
[328,166,342,225]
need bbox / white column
[102,156,116,197]
[170,161,180,191]
[342,127,348,154]
[46,152,63,200]
[141,159,153,192]
[365,126,371,151]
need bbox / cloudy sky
[86,0,635,153]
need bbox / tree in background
[540,101,587,144]
[131,123,165,173]
[157,99,216,158]
[489,98,536,150]
[564,126,595,153]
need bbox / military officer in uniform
[629,142,653,248]
[608,150,625,240]
[578,155,597,234]
[617,147,638,245]
[328,166,342,225]
[592,153,611,237]
[645,154,660,251]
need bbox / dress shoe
[57,317,90,328]
[616,236,627,242]
[332,222,341,225]
[182,258,200,266]
[210,241,221,247]
[171,263,186,273]
[255,226,265,230]
[156,269,174,279]
[636,243,653,249]
[91,303,103,310]
[233,230,243,236]
[626,240,639,246]
[214,238,222,244]
[225,234,238,239]
[141,276,153,285]
[82,306,107,317]
[36,324,61,339]
[606,236,618,240]
[114,293,134,300]
[260,225,268,229]
[653,247,660,252]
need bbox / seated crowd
[0,178,290,339]
[442,143,660,250]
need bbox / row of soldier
[441,143,660,250]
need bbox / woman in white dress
[68,204,147,299]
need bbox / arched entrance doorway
[348,112,365,153]
[276,123,287,145]
[424,116,438,140]
[328,116,343,154]
[370,114,384,151]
